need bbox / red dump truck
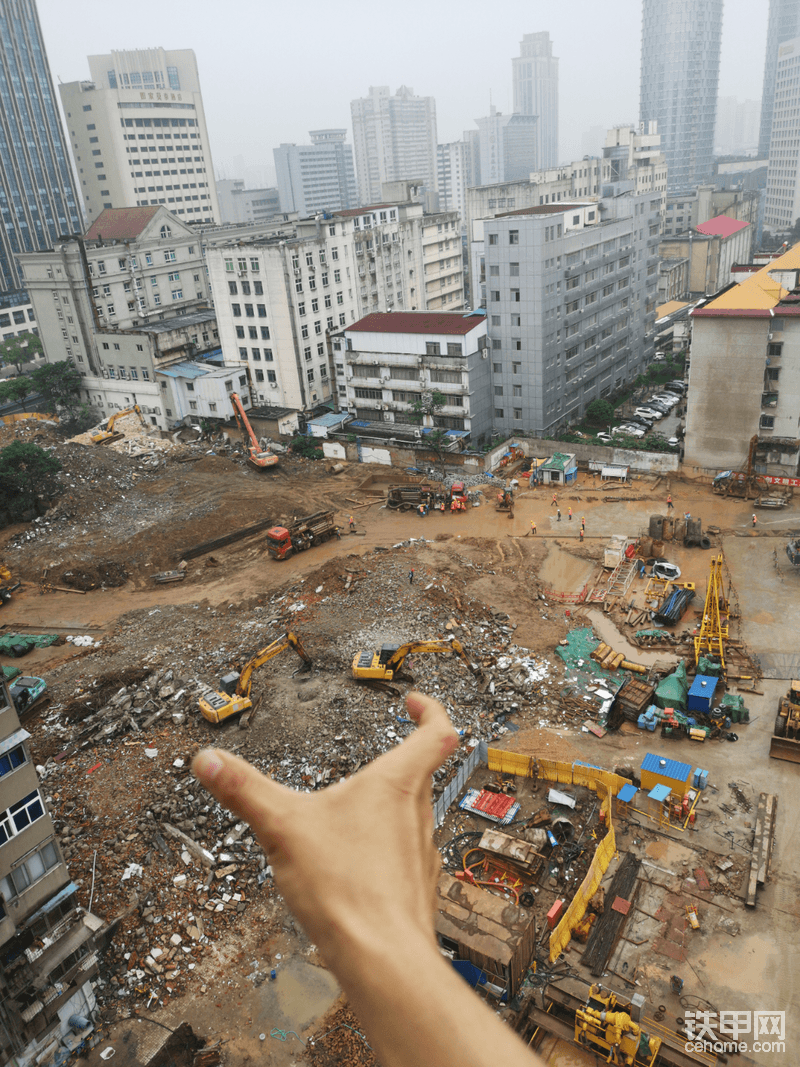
[266,510,340,561]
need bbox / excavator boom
[198,631,311,723]
[352,637,481,682]
[91,404,147,444]
[230,392,278,469]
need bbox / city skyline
[38,0,768,185]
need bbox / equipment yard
[2,417,800,1066]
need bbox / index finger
[385,691,459,782]
[192,748,293,846]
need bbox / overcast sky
[39,0,769,185]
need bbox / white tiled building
[351,86,438,206]
[59,48,220,227]
[274,130,358,216]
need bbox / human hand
[192,691,459,973]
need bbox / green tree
[585,398,614,426]
[0,331,42,375]
[410,390,447,424]
[0,377,32,409]
[0,441,62,509]
[29,360,83,418]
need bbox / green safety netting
[555,626,621,693]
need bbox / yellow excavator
[352,638,481,684]
[90,404,147,444]
[198,632,312,723]
[0,562,19,608]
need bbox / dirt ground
[3,428,800,1065]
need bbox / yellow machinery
[198,632,311,723]
[575,984,661,1066]
[90,404,147,444]
[770,680,800,762]
[0,562,19,607]
[230,392,278,469]
[352,638,481,683]
[693,553,729,673]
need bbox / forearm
[331,934,543,1067]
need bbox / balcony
[762,392,779,409]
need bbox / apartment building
[664,185,759,236]
[206,193,464,413]
[472,107,539,185]
[336,311,490,440]
[215,180,281,225]
[685,244,800,475]
[660,215,753,296]
[274,130,358,216]
[437,141,472,226]
[471,191,661,437]
[0,293,38,344]
[59,48,220,226]
[763,35,800,233]
[351,86,438,205]
[0,679,103,1065]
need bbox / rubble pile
[70,412,183,457]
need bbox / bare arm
[192,692,544,1067]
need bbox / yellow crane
[352,638,481,683]
[90,404,147,444]
[694,554,729,672]
[198,632,312,723]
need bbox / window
[760,415,775,430]
[495,407,504,418]
[0,791,44,844]
[164,249,176,262]
[489,265,500,277]
[129,367,138,380]
[511,289,520,302]
[509,231,519,244]
[425,342,441,355]
[768,343,783,357]
[236,325,245,339]
[251,347,261,361]
[171,289,183,301]
[0,744,26,778]
[254,281,263,295]
[0,840,59,901]
[492,338,502,350]
[488,234,498,245]
[250,258,260,272]
[513,409,522,420]
[491,290,500,302]
[241,280,251,295]
[493,362,502,373]
[261,326,270,340]
[232,303,241,317]
[494,385,504,396]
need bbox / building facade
[512,32,559,169]
[437,141,472,225]
[763,35,800,232]
[664,185,760,236]
[59,48,220,227]
[274,130,358,216]
[0,679,103,1065]
[336,311,490,440]
[639,0,723,192]
[0,0,83,293]
[715,96,761,157]
[0,292,38,344]
[660,215,752,296]
[350,86,438,206]
[215,180,281,225]
[759,0,800,158]
[472,107,538,186]
[684,245,800,475]
[471,191,662,437]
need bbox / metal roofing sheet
[648,784,672,802]
[84,206,159,241]
[695,215,750,239]
[617,783,638,803]
[156,362,211,379]
[308,412,350,427]
[641,752,692,782]
[347,311,486,336]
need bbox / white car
[596,432,613,443]
[652,394,679,408]
[667,436,679,447]
[613,424,645,438]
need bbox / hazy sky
[39,0,769,184]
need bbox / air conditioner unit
[481,352,488,359]
[308,264,315,272]
[346,371,354,380]
[294,268,301,277]
[768,333,773,340]
[377,404,385,411]
[270,382,278,388]
[413,429,422,438]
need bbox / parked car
[645,399,671,414]
[667,436,680,447]
[652,393,679,408]
[664,382,686,395]
[595,432,613,444]
[634,408,662,421]
[613,424,645,438]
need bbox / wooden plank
[758,794,778,884]
[746,793,767,907]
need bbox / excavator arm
[352,637,481,682]
[198,632,312,723]
[91,405,147,444]
[230,392,278,469]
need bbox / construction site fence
[484,749,629,961]
[433,741,488,829]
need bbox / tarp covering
[654,660,689,710]
[0,633,59,656]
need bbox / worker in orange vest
[752,514,757,528]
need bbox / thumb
[391,692,459,781]
[192,748,294,848]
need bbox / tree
[410,391,450,475]
[0,331,43,375]
[29,360,83,418]
[0,377,33,410]
[0,441,62,509]
[585,398,614,426]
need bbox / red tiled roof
[347,311,486,336]
[695,215,750,238]
[85,207,161,241]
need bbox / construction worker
[551,492,558,506]
[568,507,572,521]
[579,528,584,542]
[409,569,414,585]
[530,520,536,536]
[666,494,674,510]
[557,508,561,522]
[752,513,758,528]
[349,515,355,531]
[581,516,585,530]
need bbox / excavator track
[360,679,403,697]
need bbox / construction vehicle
[693,554,729,673]
[266,510,340,560]
[90,405,147,444]
[770,681,800,762]
[352,637,482,683]
[386,484,436,511]
[9,675,47,713]
[230,392,278,469]
[712,434,800,498]
[574,984,661,1066]
[0,563,20,608]
[198,632,312,723]
[495,487,515,513]
[786,539,800,567]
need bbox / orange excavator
[230,392,278,469]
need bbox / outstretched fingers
[192,748,293,851]
[383,692,459,807]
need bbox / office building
[640,0,723,191]
[437,141,473,226]
[472,107,539,186]
[274,130,358,216]
[0,0,83,293]
[512,32,559,169]
[216,180,281,225]
[759,0,800,158]
[350,86,438,205]
[715,96,761,157]
[0,678,103,1064]
[471,188,662,437]
[663,185,759,236]
[660,214,753,295]
[59,48,220,227]
[764,35,800,232]
[684,243,800,476]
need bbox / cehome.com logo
[684,1011,785,1055]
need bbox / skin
[193,691,544,1067]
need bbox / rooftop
[541,451,575,471]
[333,203,396,218]
[493,203,588,218]
[157,360,235,380]
[138,308,216,334]
[695,214,750,239]
[693,240,800,317]
[85,206,160,242]
[640,752,692,782]
[655,300,690,320]
[347,311,486,337]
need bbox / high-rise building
[472,107,539,185]
[437,141,473,226]
[759,0,800,158]
[350,86,438,206]
[274,130,358,216]
[0,0,83,293]
[764,35,800,231]
[512,32,559,169]
[715,97,761,156]
[639,0,723,192]
[59,48,220,227]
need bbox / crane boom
[230,392,278,469]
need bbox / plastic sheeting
[654,660,689,710]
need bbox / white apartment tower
[473,106,539,185]
[512,33,559,169]
[274,130,358,216]
[437,141,472,226]
[59,48,220,227]
[350,86,438,206]
[764,35,800,232]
